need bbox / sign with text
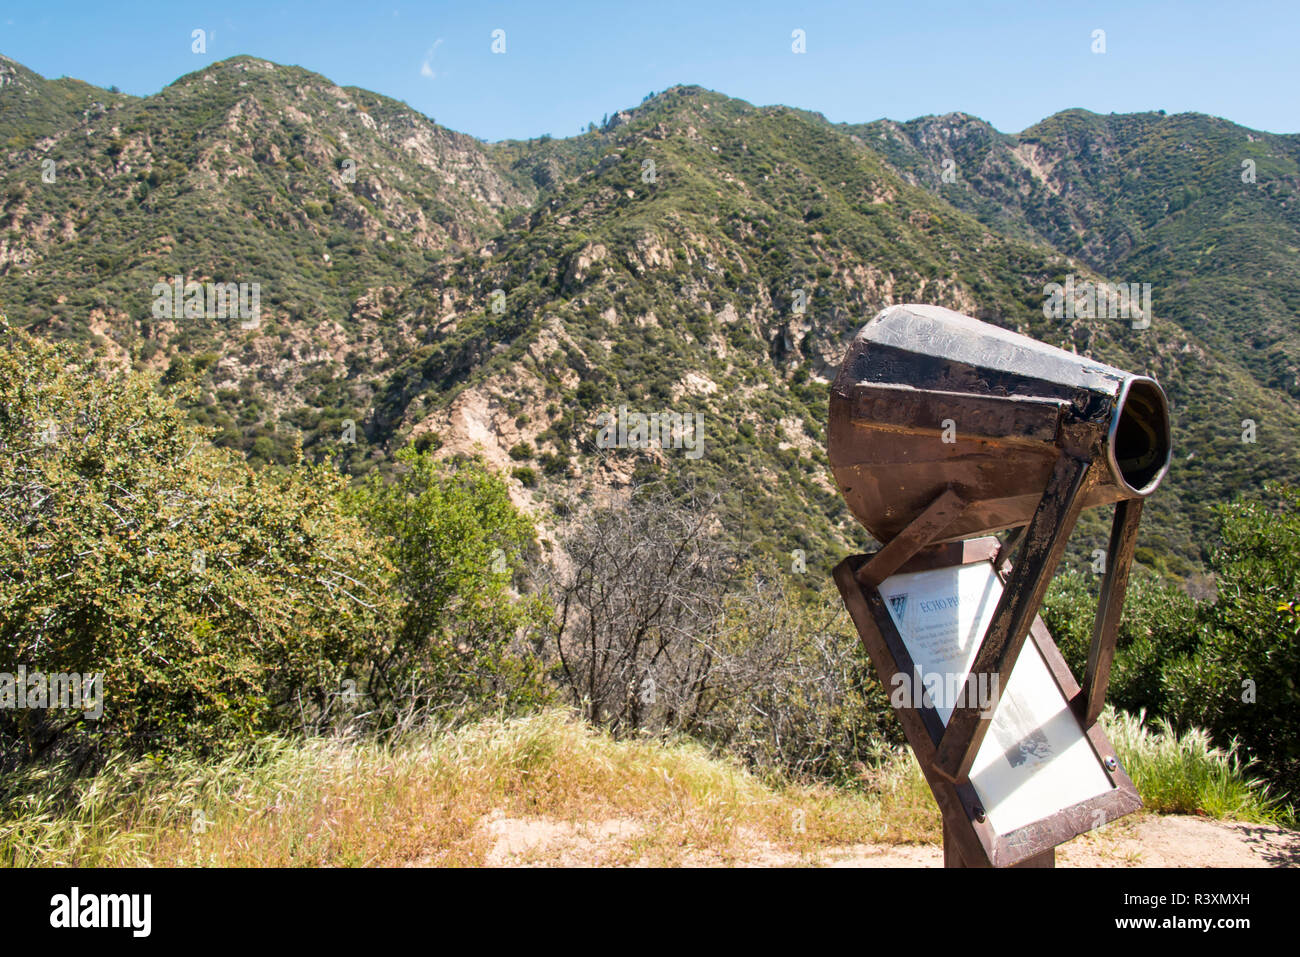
[879,562,1114,835]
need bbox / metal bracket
[932,452,1096,783]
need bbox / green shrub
[707,577,902,784]
[1103,708,1288,823]
[1163,483,1300,791]
[0,318,395,762]
[1042,567,1198,717]
[538,452,569,476]
[1046,484,1300,796]
[347,448,551,722]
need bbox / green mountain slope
[0,54,133,150]
[2,58,1296,579]
[377,87,1298,574]
[0,56,534,461]
[850,109,1300,399]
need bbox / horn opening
[1108,376,1171,496]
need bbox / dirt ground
[476,811,1300,867]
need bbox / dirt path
[478,811,1300,867]
[824,815,1300,868]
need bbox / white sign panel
[878,561,1113,835]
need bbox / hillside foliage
[1,57,1298,814]
[3,59,1298,579]
[0,318,547,766]
[1044,482,1300,790]
[0,318,392,761]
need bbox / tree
[347,448,551,723]
[538,484,735,733]
[537,483,899,779]
[1163,483,1300,789]
[0,318,394,765]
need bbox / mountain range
[3,52,1298,580]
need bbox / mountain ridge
[2,53,1297,578]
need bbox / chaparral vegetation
[1,51,1297,865]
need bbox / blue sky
[1,1,1295,141]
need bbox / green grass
[1103,707,1292,824]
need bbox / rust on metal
[829,304,1172,546]
[827,303,1169,866]
[855,486,967,588]
[1077,497,1144,727]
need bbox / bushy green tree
[0,319,395,763]
[347,448,550,721]
[1163,483,1300,790]
[1046,484,1300,793]
[1042,566,1198,718]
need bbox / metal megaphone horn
[829,304,1171,547]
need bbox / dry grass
[6,707,1284,867]
[0,710,939,867]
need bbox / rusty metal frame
[1077,498,1144,726]
[825,305,1166,867]
[833,536,1142,868]
[933,452,1096,783]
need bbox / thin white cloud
[419,38,444,79]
